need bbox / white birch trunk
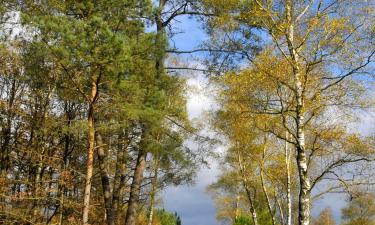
[285,2,311,225]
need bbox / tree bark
[96,132,115,225]
[285,2,310,224]
[124,149,147,225]
[82,81,98,225]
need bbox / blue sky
[161,16,219,225]
[160,14,375,225]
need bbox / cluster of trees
[1,1,375,225]
[0,0,208,225]
[312,191,375,225]
[205,0,375,225]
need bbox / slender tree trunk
[285,133,292,225]
[147,158,159,225]
[96,132,115,225]
[112,134,128,223]
[237,150,258,225]
[275,190,285,225]
[245,185,258,225]
[235,194,240,220]
[296,144,310,225]
[0,117,11,175]
[155,0,166,79]
[32,163,43,219]
[0,79,14,215]
[57,147,68,225]
[147,202,154,225]
[58,186,65,225]
[0,79,14,217]
[57,102,75,225]
[82,81,98,225]
[1,78,16,175]
[260,168,276,225]
[124,149,147,225]
[260,141,276,225]
[285,2,310,224]
[32,89,52,221]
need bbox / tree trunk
[260,168,276,225]
[57,102,75,225]
[112,134,128,223]
[285,133,292,225]
[235,194,240,220]
[296,146,310,225]
[285,1,311,224]
[237,150,259,225]
[82,81,98,225]
[58,186,65,225]
[0,78,16,175]
[147,158,159,225]
[260,142,276,225]
[124,149,147,225]
[275,190,285,225]
[32,89,52,221]
[96,132,115,225]
[155,0,166,79]
[245,186,259,225]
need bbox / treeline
[0,1,206,225]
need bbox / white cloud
[162,74,221,225]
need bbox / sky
[161,16,220,225]
[159,14,375,225]
[162,74,220,225]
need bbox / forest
[0,1,374,225]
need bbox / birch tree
[205,1,375,225]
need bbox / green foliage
[155,209,181,225]
[233,215,252,225]
[232,211,273,225]
[22,0,152,93]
